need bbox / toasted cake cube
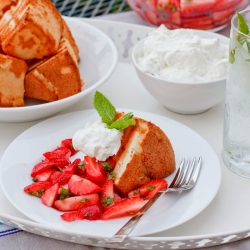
[113,118,176,196]
[0,53,27,107]
[24,46,82,102]
[1,0,63,60]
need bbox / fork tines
[173,157,201,188]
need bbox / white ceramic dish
[0,109,221,238]
[0,16,118,123]
[132,30,229,115]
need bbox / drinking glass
[223,9,250,178]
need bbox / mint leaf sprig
[237,12,249,35]
[236,12,250,50]
[93,91,136,130]
[230,12,250,64]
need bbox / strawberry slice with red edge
[60,138,78,156]
[54,193,99,212]
[49,171,72,186]
[181,0,216,17]
[79,203,103,220]
[68,174,101,195]
[31,158,70,177]
[63,158,82,175]
[34,169,53,182]
[102,197,146,220]
[61,211,84,222]
[43,147,71,160]
[100,179,114,210]
[128,179,168,200]
[84,156,104,183]
[97,158,115,175]
[144,179,168,200]
[114,192,122,203]
[24,181,52,197]
[49,159,82,185]
[42,183,59,207]
[74,160,86,177]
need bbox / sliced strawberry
[128,179,168,200]
[145,179,168,200]
[84,156,104,183]
[54,193,99,211]
[79,203,103,220]
[170,11,181,25]
[61,211,84,222]
[102,197,146,220]
[34,169,53,182]
[74,160,86,177]
[43,147,71,160]
[63,158,82,175]
[213,0,235,11]
[114,192,122,203]
[68,174,101,195]
[100,179,114,210]
[49,171,71,186]
[42,183,59,207]
[60,183,69,190]
[31,161,55,177]
[143,11,158,26]
[31,158,70,177]
[181,0,216,17]
[48,159,82,185]
[127,185,150,198]
[60,138,78,156]
[182,16,213,26]
[24,181,52,197]
[97,159,115,175]
[157,0,180,10]
[212,8,234,22]
[58,186,70,200]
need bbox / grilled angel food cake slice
[113,117,176,196]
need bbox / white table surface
[1,10,250,250]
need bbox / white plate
[0,109,221,238]
[0,17,118,123]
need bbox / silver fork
[107,157,202,244]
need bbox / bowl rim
[132,28,229,86]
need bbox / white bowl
[132,29,229,114]
[0,16,118,123]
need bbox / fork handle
[107,191,164,243]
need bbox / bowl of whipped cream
[132,24,229,114]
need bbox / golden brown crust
[140,121,176,179]
[0,53,27,107]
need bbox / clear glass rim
[231,9,250,38]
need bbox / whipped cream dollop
[72,120,123,161]
[137,25,228,83]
